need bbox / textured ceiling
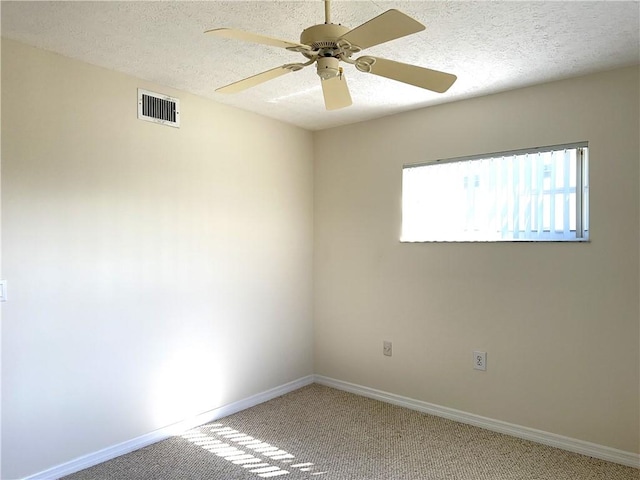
[2,1,639,131]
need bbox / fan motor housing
[300,23,350,50]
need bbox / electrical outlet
[383,341,392,357]
[473,351,487,371]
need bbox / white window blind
[401,143,589,242]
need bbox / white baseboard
[314,375,640,469]
[25,375,315,480]
[23,373,639,479]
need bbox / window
[401,143,589,242]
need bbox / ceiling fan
[205,0,457,110]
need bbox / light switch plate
[0,280,7,302]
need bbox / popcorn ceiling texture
[2,1,638,131]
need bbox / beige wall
[314,67,640,453]
[1,39,314,479]
[0,34,3,480]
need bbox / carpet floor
[63,384,639,480]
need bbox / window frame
[401,142,589,243]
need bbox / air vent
[137,89,180,127]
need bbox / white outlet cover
[473,351,487,371]
[0,280,6,302]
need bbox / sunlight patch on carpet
[181,424,327,478]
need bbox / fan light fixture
[317,57,341,80]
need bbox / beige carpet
[64,384,639,480]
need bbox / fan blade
[321,74,352,110]
[217,66,294,94]
[205,28,311,51]
[339,9,425,50]
[364,57,457,93]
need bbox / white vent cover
[137,88,180,127]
